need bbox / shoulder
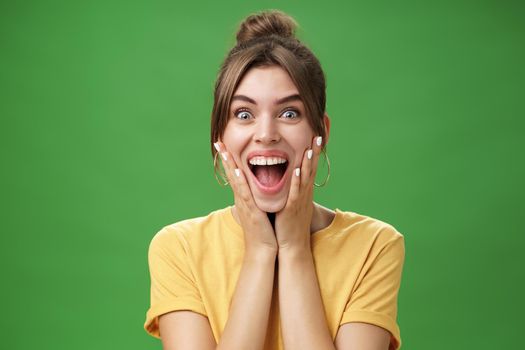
[332,209,405,252]
[337,209,403,237]
[149,206,232,251]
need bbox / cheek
[287,127,314,149]
[222,125,250,163]
[288,128,314,166]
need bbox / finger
[287,167,301,206]
[300,147,313,186]
[233,168,255,205]
[214,141,257,209]
[217,149,236,185]
[309,136,323,184]
[214,142,236,179]
[214,141,240,190]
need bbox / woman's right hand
[214,141,278,257]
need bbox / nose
[253,116,280,144]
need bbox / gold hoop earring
[213,152,229,186]
[314,150,330,187]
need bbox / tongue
[253,165,283,187]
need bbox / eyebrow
[231,94,302,105]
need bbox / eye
[234,108,253,120]
[280,109,299,120]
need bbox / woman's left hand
[275,136,323,253]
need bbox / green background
[1,0,523,348]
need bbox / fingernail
[316,136,322,146]
[307,149,313,160]
[221,153,227,161]
[295,168,300,177]
[235,169,240,177]
[214,142,221,152]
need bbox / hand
[215,141,278,257]
[274,136,323,253]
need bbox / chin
[253,196,287,213]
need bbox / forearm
[278,247,336,350]
[217,250,276,350]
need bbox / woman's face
[221,65,325,213]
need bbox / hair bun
[236,10,298,45]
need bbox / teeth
[249,156,287,166]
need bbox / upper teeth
[249,156,287,166]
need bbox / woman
[144,10,405,350]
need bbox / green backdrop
[1,0,523,349]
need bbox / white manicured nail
[295,168,300,177]
[235,169,240,177]
[213,142,221,152]
[307,149,313,159]
[316,136,322,146]
[221,153,227,161]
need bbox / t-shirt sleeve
[144,227,207,338]
[340,232,405,350]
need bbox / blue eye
[235,109,253,120]
[281,109,299,119]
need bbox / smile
[246,152,290,195]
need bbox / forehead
[233,65,300,102]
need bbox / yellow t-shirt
[144,206,405,349]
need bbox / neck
[267,212,276,229]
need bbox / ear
[323,113,331,145]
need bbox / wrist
[278,244,312,262]
[244,246,278,264]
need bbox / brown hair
[210,10,327,158]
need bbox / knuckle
[240,191,250,202]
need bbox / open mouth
[248,156,289,190]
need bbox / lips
[246,150,290,195]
